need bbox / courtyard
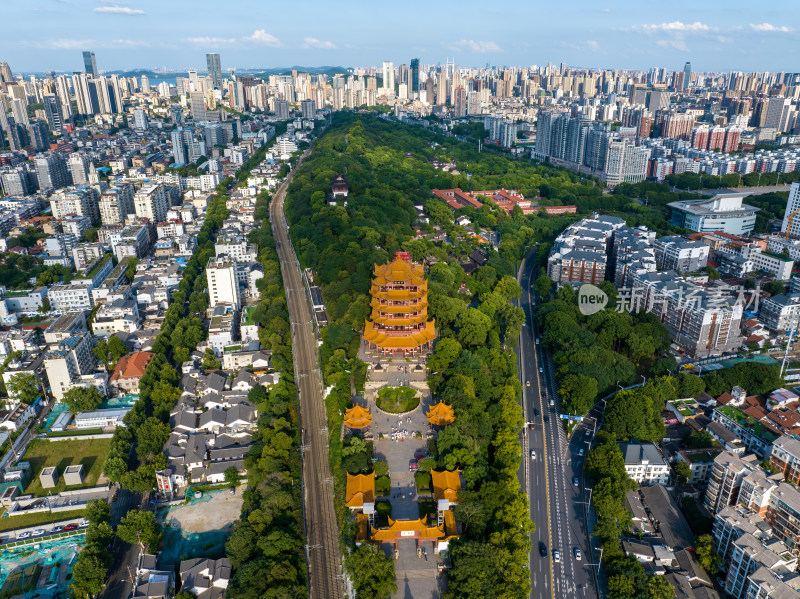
[20,437,111,497]
[358,342,448,599]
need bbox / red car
[63,524,79,531]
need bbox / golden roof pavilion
[426,401,455,426]
[343,404,372,430]
[363,252,436,356]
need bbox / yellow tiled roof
[431,469,462,503]
[345,473,375,508]
[343,405,372,429]
[426,401,455,426]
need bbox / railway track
[270,150,345,599]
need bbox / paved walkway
[357,341,444,598]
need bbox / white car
[574,548,582,561]
[530,450,536,460]
[31,529,46,537]
[17,531,31,539]
[553,550,561,563]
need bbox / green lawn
[21,437,112,497]
[376,386,420,413]
[0,508,85,533]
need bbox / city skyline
[3,0,799,72]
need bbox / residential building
[134,184,169,223]
[43,332,95,400]
[67,153,92,186]
[274,100,289,120]
[50,187,100,222]
[48,283,93,311]
[771,435,800,487]
[34,152,70,190]
[621,442,670,485]
[653,236,709,273]
[99,184,135,225]
[179,558,231,598]
[676,448,721,486]
[206,257,240,309]
[109,351,154,394]
[760,293,800,332]
[631,271,743,358]
[712,406,780,458]
[780,183,800,239]
[300,99,316,120]
[92,298,139,337]
[704,451,759,514]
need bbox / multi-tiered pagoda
[363,252,436,357]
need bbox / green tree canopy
[6,373,40,404]
[62,386,104,414]
[116,510,162,552]
[345,544,397,599]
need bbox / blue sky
[4,0,799,73]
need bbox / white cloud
[750,22,792,32]
[303,37,337,49]
[599,8,613,13]
[443,39,501,53]
[94,3,145,15]
[184,36,238,46]
[183,31,282,47]
[29,38,150,49]
[244,30,282,46]
[631,21,714,33]
[587,40,600,51]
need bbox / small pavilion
[426,401,455,427]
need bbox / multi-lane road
[518,250,597,599]
[270,150,345,599]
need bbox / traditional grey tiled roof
[209,446,249,461]
[199,391,224,408]
[170,410,198,432]
[206,372,227,392]
[205,458,244,477]
[180,375,197,394]
[198,409,227,430]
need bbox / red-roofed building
[432,188,483,211]
[109,351,154,393]
[433,188,540,215]
[543,205,577,215]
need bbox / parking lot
[0,517,86,544]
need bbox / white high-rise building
[100,184,135,225]
[134,184,169,223]
[133,108,148,131]
[68,153,92,186]
[206,257,240,309]
[382,61,395,94]
[781,183,800,239]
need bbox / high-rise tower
[83,51,98,77]
[410,58,420,94]
[683,62,692,90]
[206,53,222,89]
